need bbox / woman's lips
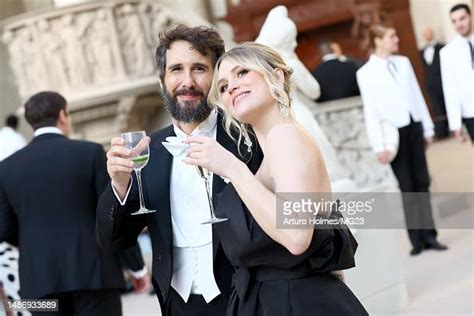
[233,91,250,107]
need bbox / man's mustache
[175,88,204,98]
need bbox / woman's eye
[237,69,248,77]
[219,84,228,93]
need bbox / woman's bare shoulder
[267,122,317,153]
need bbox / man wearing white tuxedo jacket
[440,3,474,143]
[357,24,447,256]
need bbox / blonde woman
[184,42,367,316]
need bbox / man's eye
[219,84,228,93]
[170,67,181,72]
[194,66,206,72]
[237,69,249,77]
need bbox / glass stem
[204,177,216,218]
[135,168,146,210]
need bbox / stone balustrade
[312,96,398,191]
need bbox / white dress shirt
[168,110,220,303]
[33,126,64,137]
[321,53,339,62]
[113,110,220,303]
[0,127,27,161]
[356,54,434,154]
[423,42,435,65]
[440,35,474,131]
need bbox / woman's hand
[183,135,240,178]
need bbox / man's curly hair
[155,24,225,82]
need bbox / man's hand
[106,136,150,199]
[453,129,467,143]
[376,150,395,164]
[130,274,151,294]
[425,137,434,146]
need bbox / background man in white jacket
[440,3,474,143]
[357,24,448,256]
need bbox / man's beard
[162,87,212,123]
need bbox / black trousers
[390,120,437,248]
[462,117,474,143]
[164,287,228,316]
[32,289,121,316]
[427,85,449,139]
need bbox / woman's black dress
[215,184,369,316]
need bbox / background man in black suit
[0,91,146,316]
[311,40,360,102]
[419,27,449,139]
[96,25,262,316]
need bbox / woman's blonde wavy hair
[208,42,293,152]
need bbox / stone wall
[312,96,399,191]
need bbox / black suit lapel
[145,126,175,258]
[433,44,443,64]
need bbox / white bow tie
[162,136,231,183]
[162,136,189,157]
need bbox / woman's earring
[241,124,253,152]
[279,101,290,119]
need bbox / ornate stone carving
[115,4,153,77]
[2,27,48,98]
[138,2,174,53]
[0,0,211,103]
[84,9,119,84]
[60,13,92,88]
[0,0,212,145]
[37,19,69,91]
